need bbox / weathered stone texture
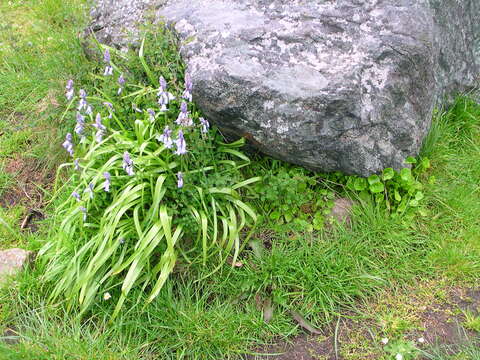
[0,248,33,285]
[86,0,480,175]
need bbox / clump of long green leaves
[40,42,259,318]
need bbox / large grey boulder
[87,0,480,176]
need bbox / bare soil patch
[247,284,480,359]
[1,156,52,230]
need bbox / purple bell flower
[103,48,111,63]
[157,76,175,112]
[177,171,184,189]
[182,74,193,102]
[147,108,155,122]
[103,172,111,192]
[62,133,74,157]
[174,130,187,155]
[123,151,134,176]
[74,159,80,171]
[104,66,113,76]
[85,182,94,199]
[175,101,193,127]
[72,191,81,201]
[93,113,106,143]
[160,76,167,91]
[103,49,113,76]
[103,102,114,118]
[65,79,74,101]
[117,74,125,95]
[199,117,210,133]
[77,89,87,111]
[75,112,85,136]
[93,113,106,130]
[157,126,173,148]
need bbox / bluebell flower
[62,133,74,156]
[147,108,155,122]
[93,113,106,143]
[103,49,113,76]
[117,74,125,95]
[175,101,193,127]
[103,172,111,192]
[157,76,175,112]
[104,66,113,76]
[104,48,111,63]
[72,191,81,201]
[93,113,106,130]
[85,105,93,115]
[103,102,114,118]
[85,182,94,199]
[77,89,87,111]
[80,206,87,222]
[159,76,167,92]
[74,159,80,171]
[177,171,184,188]
[75,112,85,136]
[182,74,193,102]
[174,130,187,155]
[65,79,74,101]
[157,126,173,148]
[123,151,134,176]
[199,117,210,133]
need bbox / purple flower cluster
[199,117,210,134]
[65,80,74,101]
[72,191,81,201]
[103,102,114,119]
[123,152,134,176]
[117,74,125,95]
[177,172,184,188]
[174,130,187,155]
[147,108,155,122]
[103,49,113,76]
[93,113,106,143]
[157,76,175,112]
[85,182,94,199]
[175,101,193,127]
[157,126,173,149]
[63,133,74,157]
[75,112,85,138]
[182,74,193,102]
[103,172,111,192]
[63,63,210,215]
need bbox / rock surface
[87,0,480,175]
[0,248,33,285]
[328,198,354,226]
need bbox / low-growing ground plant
[40,40,259,317]
[252,161,336,230]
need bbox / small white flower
[395,354,403,360]
[103,292,111,300]
[417,337,425,344]
[381,337,389,345]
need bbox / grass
[424,332,480,360]
[0,0,479,359]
